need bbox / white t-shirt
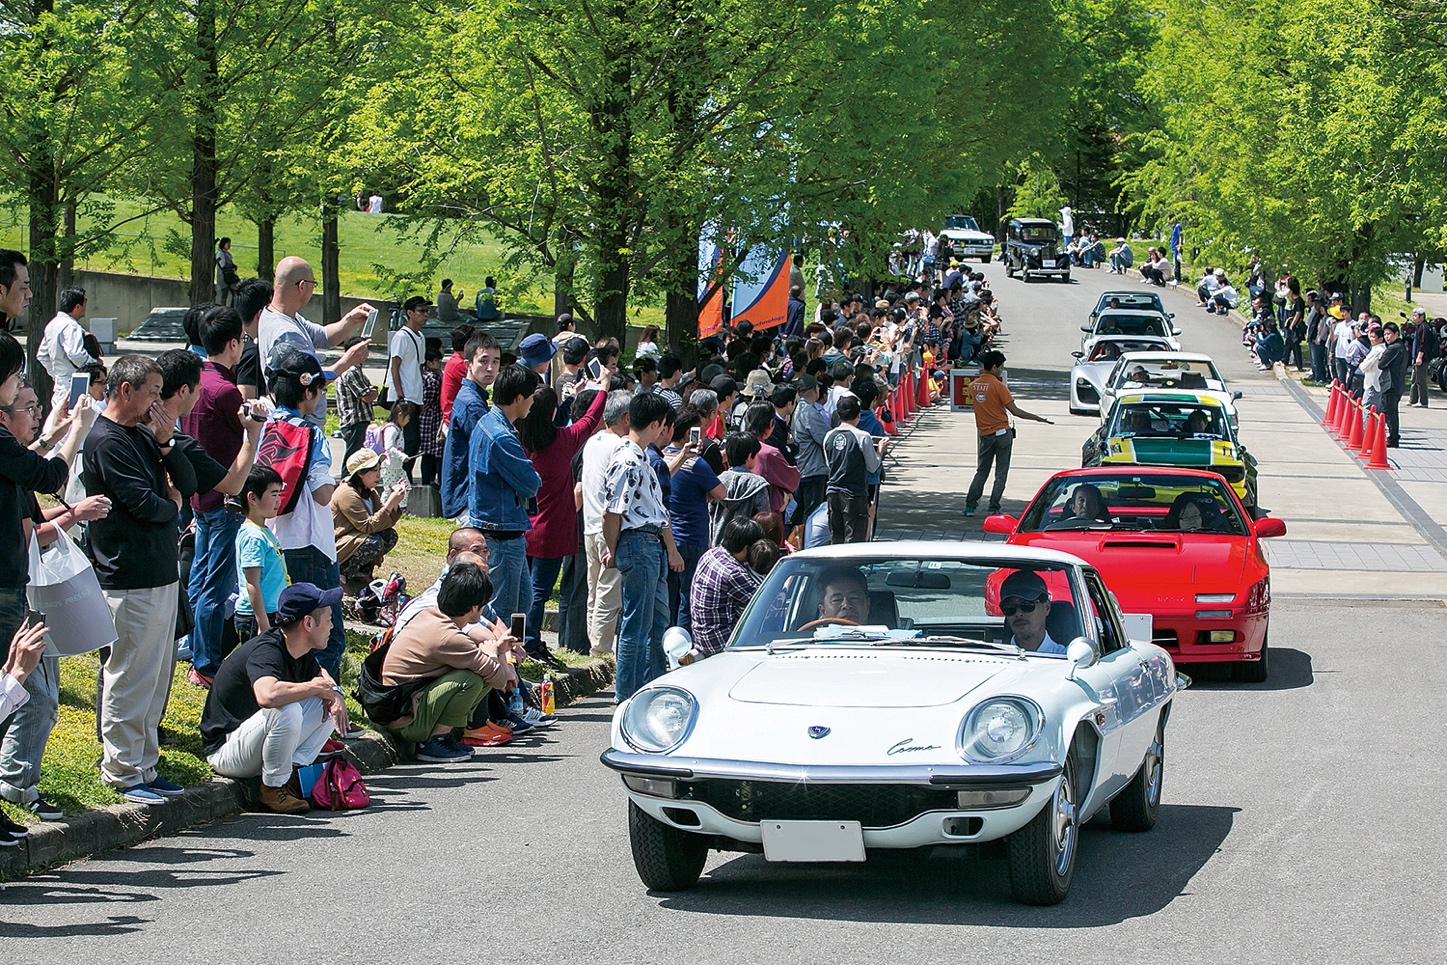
[258,306,333,422]
[581,431,626,536]
[267,413,337,561]
[387,327,425,403]
[1012,631,1066,654]
[1332,319,1356,359]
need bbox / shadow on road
[1183,647,1313,692]
[656,802,1237,926]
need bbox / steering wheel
[798,616,861,631]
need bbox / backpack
[254,418,315,515]
[355,639,432,726]
[364,423,385,456]
[310,759,369,810]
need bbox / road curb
[0,656,614,879]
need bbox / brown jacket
[330,483,402,564]
[380,607,512,690]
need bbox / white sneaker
[521,706,556,728]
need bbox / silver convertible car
[603,543,1184,905]
[1069,336,1176,415]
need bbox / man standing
[823,396,886,543]
[1381,322,1408,447]
[0,251,30,331]
[964,350,1052,517]
[215,238,238,306]
[1408,307,1437,408]
[789,374,829,530]
[387,295,429,479]
[688,518,763,660]
[602,393,685,700]
[1169,217,1183,284]
[743,401,799,517]
[582,391,632,655]
[334,335,376,464]
[441,332,501,521]
[177,311,265,686]
[468,364,542,623]
[231,278,272,400]
[1330,296,1355,386]
[518,332,557,380]
[37,287,97,410]
[784,286,806,341]
[84,356,197,805]
[257,256,372,427]
[201,583,349,814]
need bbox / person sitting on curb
[199,582,351,814]
[380,562,522,763]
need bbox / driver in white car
[817,567,870,623]
[1000,571,1067,654]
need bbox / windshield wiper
[870,635,1023,656]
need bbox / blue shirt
[647,445,671,506]
[1170,222,1183,253]
[666,452,721,547]
[235,520,287,615]
[857,409,885,486]
[441,379,490,519]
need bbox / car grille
[1075,380,1099,403]
[683,780,961,828]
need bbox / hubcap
[1051,759,1078,876]
[1145,736,1164,806]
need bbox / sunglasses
[1001,598,1046,616]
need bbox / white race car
[603,542,1184,905]
[940,214,995,262]
[1098,352,1243,427]
[1069,336,1176,415]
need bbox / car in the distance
[603,542,1183,905]
[1099,352,1243,427]
[1081,391,1259,511]
[940,214,995,262]
[1003,218,1071,283]
[1070,337,1177,416]
[985,468,1284,681]
[1081,309,1181,355]
[1088,291,1173,324]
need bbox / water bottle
[509,689,524,718]
[540,677,555,715]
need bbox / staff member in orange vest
[963,350,1052,517]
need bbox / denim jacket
[468,405,541,531]
[441,379,488,519]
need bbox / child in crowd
[335,335,376,465]
[417,346,444,487]
[380,401,417,492]
[233,466,289,642]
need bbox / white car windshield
[944,215,981,232]
[1093,313,1170,338]
[1111,359,1224,391]
[1018,473,1248,536]
[731,557,1086,654]
[1094,293,1167,315]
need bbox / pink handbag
[310,759,370,810]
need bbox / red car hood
[1009,531,1250,604]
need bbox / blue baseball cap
[276,582,343,625]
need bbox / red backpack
[255,418,315,514]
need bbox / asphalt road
[4,266,1446,962]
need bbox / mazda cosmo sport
[985,469,1285,681]
[602,543,1183,905]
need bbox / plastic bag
[27,532,118,656]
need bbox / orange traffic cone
[1334,397,1354,441]
[1322,382,1339,427]
[916,367,932,408]
[1345,401,1364,450]
[1366,415,1391,470]
[1357,408,1377,458]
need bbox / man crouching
[199,582,350,813]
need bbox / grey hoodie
[709,468,771,545]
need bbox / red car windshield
[1018,474,1248,536]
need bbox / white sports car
[1069,336,1176,415]
[1098,352,1243,427]
[603,542,1184,905]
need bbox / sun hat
[345,449,383,479]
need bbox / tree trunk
[257,216,276,280]
[27,156,60,407]
[1413,254,1426,289]
[663,229,699,358]
[188,0,219,304]
[57,199,77,292]
[321,196,341,324]
[590,16,631,345]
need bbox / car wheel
[1110,714,1164,832]
[1233,629,1269,683]
[1007,742,1080,905]
[1022,270,1032,283]
[1005,261,1015,278]
[982,254,992,264]
[1061,273,1071,284]
[628,800,709,891]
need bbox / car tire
[1110,714,1164,832]
[1022,270,1032,283]
[1233,630,1269,683]
[982,254,992,263]
[1005,261,1015,278]
[1007,742,1080,905]
[628,800,709,891]
[1061,273,1071,284]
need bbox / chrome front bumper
[600,748,1062,788]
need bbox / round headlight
[960,697,1041,762]
[622,688,697,753]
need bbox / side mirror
[1071,351,1084,359]
[1172,327,1183,336]
[1253,517,1287,539]
[1080,324,1091,332]
[1231,390,1243,401]
[663,626,695,670]
[982,514,1018,535]
[1066,637,1098,679]
[1168,312,1176,319]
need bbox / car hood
[727,648,1026,707]
[1108,437,1239,465]
[941,228,993,243]
[1072,361,1113,388]
[1009,531,1249,593]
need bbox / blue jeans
[668,542,706,632]
[527,555,565,649]
[614,530,668,701]
[0,586,56,803]
[485,534,532,628]
[187,506,242,676]
[281,547,345,679]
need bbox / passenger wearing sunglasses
[999,570,1066,654]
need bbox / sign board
[950,367,981,411]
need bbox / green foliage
[1006,155,1068,220]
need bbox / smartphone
[689,426,701,447]
[68,372,89,409]
[586,357,603,381]
[25,609,45,628]
[510,613,526,641]
[361,307,379,338]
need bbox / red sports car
[983,467,1285,682]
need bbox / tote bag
[27,532,118,656]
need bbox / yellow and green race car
[1082,392,1259,512]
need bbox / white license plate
[760,820,866,862]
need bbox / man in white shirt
[1000,571,1067,654]
[387,296,430,475]
[257,256,373,428]
[37,287,97,409]
[1330,299,1357,386]
[581,391,632,656]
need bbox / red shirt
[180,360,244,513]
[753,441,801,514]
[441,352,468,424]
[525,390,608,559]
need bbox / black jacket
[0,427,69,589]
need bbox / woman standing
[634,325,662,361]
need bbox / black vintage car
[1003,218,1072,283]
